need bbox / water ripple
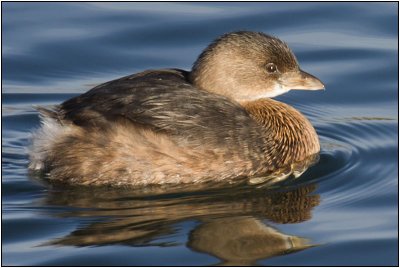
[2,2,398,266]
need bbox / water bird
[29,31,324,187]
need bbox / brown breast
[242,98,320,168]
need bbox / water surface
[2,2,398,266]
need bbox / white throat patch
[240,83,291,102]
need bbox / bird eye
[266,63,278,74]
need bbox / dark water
[2,2,398,266]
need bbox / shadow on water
[36,181,320,265]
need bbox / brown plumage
[29,31,324,187]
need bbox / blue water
[2,2,398,266]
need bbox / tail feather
[34,105,64,123]
[29,105,65,171]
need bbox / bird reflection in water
[189,217,312,266]
[38,181,320,265]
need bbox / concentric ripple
[288,103,398,210]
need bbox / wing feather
[59,69,269,153]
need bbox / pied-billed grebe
[29,31,324,187]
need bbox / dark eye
[266,63,278,74]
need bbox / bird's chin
[256,83,292,99]
[236,84,291,103]
[266,83,292,98]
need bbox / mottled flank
[29,31,322,187]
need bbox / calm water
[2,2,398,266]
